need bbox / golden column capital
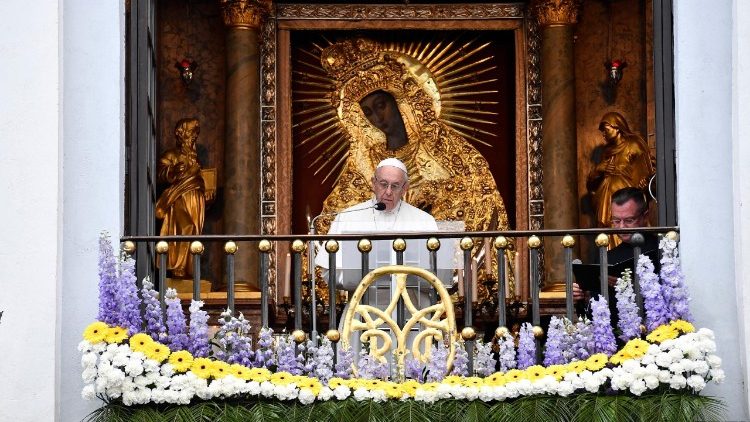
[530,0,581,27]
[219,0,272,29]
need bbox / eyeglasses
[611,217,642,226]
[374,177,405,192]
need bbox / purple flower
[497,331,517,372]
[188,300,210,358]
[615,269,642,342]
[254,327,275,369]
[572,318,595,361]
[140,278,166,341]
[425,341,449,382]
[590,295,617,356]
[638,254,670,331]
[357,346,389,380]
[215,310,254,366]
[334,346,354,379]
[313,337,335,383]
[302,339,318,376]
[659,238,693,322]
[117,252,142,335]
[97,233,120,326]
[543,316,567,366]
[404,354,425,382]
[450,341,469,376]
[474,340,497,377]
[276,334,304,375]
[516,323,536,369]
[165,289,189,351]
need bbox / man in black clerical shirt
[606,187,659,277]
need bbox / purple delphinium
[254,327,275,369]
[516,323,536,369]
[188,300,210,358]
[560,318,578,363]
[97,233,120,326]
[425,341,449,382]
[450,341,469,376]
[543,316,567,366]
[404,355,425,382]
[140,277,167,342]
[497,331,517,372]
[302,339,318,376]
[474,340,498,377]
[215,310,254,366]
[164,288,189,352]
[638,254,670,331]
[276,334,304,375]
[590,295,617,356]
[357,346,389,380]
[615,269,642,342]
[117,252,142,335]
[572,317,595,361]
[334,346,354,379]
[313,337,335,383]
[659,237,693,322]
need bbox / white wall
[674,1,748,420]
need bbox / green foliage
[85,392,725,422]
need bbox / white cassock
[314,198,439,361]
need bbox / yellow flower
[485,372,506,386]
[671,319,695,334]
[270,371,295,386]
[383,383,402,399]
[83,321,109,343]
[417,382,438,392]
[505,369,526,382]
[567,361,586,373]
[143,341,171,363]
[229,364,252,380]
[104,326,129,344]
[129,333,154,353]
[622,339,650,358]
[646,326,678,343]
[169,350,194,372]
[347,379,365,390]
[525,365,548,382]
[401,380,419,396]
[191,358,213,379]
[585,353,609,371]
[298,377,322,396]
[248,367,271,382]
[609,351,628,365]
[546,365,567,381]
[462,377,483,388]
[442,375,463,386]
[211,360,231,379]
[364,379,382,390]
[328,377,348,389]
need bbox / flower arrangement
[81,234,725,419]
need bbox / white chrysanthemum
[414,389,438,403]
[177,390,193,405]
[78,340,93,353]
[81,352,98,368]
[160,363,175,377]
[81,384,96,400]
[298,388,316,405]
[655,352,672,368]
[333,385,351,400]
[92,342,107,353]
[353,387,371,401]
[697,328,715,339]
[706,354,722,368]
[644,374,660,389]
[687,374,706,391]
[584,376,601,393]
[669,374,687,389]
[260,381,275,397]
[629,379,647,396]
[464,386,479,401]
[710,369,726,383]
[646,344,661,355]
[82,367,98,384]
[478,386,495,402]
[143,359,160,373]
[370,389,387,402]
[658,369,672,383]
[318,386,334,401]
[556,380,575,397]
[246,381,261,396]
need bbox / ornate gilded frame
[260,3,542,302]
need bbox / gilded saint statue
[155,118,212,278]
[316,38,510,237]
[586,112,655,231]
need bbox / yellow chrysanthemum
[129,333,154,352]
[671,319,695,334]
[383,383,402,399]
[168,350,194,372]
[485,372,506,386]
[364,379,382,390]
[270,371,295,386]
[143,341,171,363]
[211,360,231,379]
[298,377,322,396]
[567,361,587,373]
[505,369,526,382]
[417,382,438,392]
[328,377,348,389]
[104,326,129,344]
[229,364,252,380]
[546,365,567,381]
[525,365,548,382]
[622,338,650,358]
[585,353,609,371]
[462,377,483,388]
[83,321,109,343]
[646,326,678,343]
[191,357,213,379]
[442,375,463,386]
[609,351,628,365]
[347,379,365,390]
[401,380,419,396]
[248,367,271,382]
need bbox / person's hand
[572,282,585,301]
[607,275,618,288]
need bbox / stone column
[219,0,269,289]
[532,0,581,285]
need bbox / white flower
[644,375,660,389]
[646,344,661,355]
[687,375,706,391]
[160,363,175,377]
[658,370,672,383]
[710,369,726,383]
[464,386,479,401]
[706,354,722,369]
[333,385,351,400]
[318,386,334,401]
[370,389,387,402]
[478,386,495,402]
[81,352,98,369]
[414,388,437,403]
[143,359,161,373]
[655,352,672,368]
[78,340,93,353]
[81,384,96,400]
[246,381,261,396]
[353,387,371,401]
[298,388,316,405]
[692,360,709,375]
[668,361,685,374]
[641,354,655,366]
[669,375,687,389]
[556,380,575,397]
[92,342,107,353]
[125,359,144,377]
[629,379,647,396]
[584,376,601,393]
[697,328,715,340]
[260,381,275,397]
[82,367,98,384]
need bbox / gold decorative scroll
[531,0,581,27]
[219,0,272,29]
[341,265,457,375]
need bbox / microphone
[309,202,386,234]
